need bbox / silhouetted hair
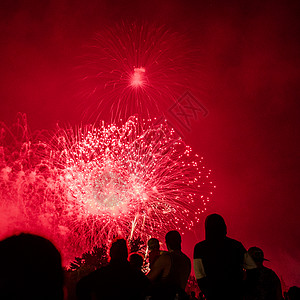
[165,230,181,250]
[129,253,144,270]
[205,214,227,241]
[147,238,160,251]
[109,238,128,261]
[0,233,64,300]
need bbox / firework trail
[76,22,199,121]
[0,116,213,261]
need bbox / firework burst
[76,22,199,121]
[0,116,213,261]
[51,116,213,253]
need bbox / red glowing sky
[0,0,299,287]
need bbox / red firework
[75,22,199,121]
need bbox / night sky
[0,0,299,287]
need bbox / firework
[51,116,213,254]
[0,116,213,262]
[76,22,199,121]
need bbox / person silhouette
[147,230,191,300]
[193,214,256,300]
[0,233,64,300]
[245,246,283,300]
[76,238,149,300]
[147,238,162,269]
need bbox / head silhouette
[205,214,227,241]
[248,246,269,264]
[165,230,181,251]
[0,233,64,300]
[109,238,128,261]
[147,238,160,251]
[129,253,144,271]
[288,286,300,300]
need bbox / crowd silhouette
[0,214,295,300]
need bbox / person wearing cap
[245,246,283,300]
[193,214,257,300]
